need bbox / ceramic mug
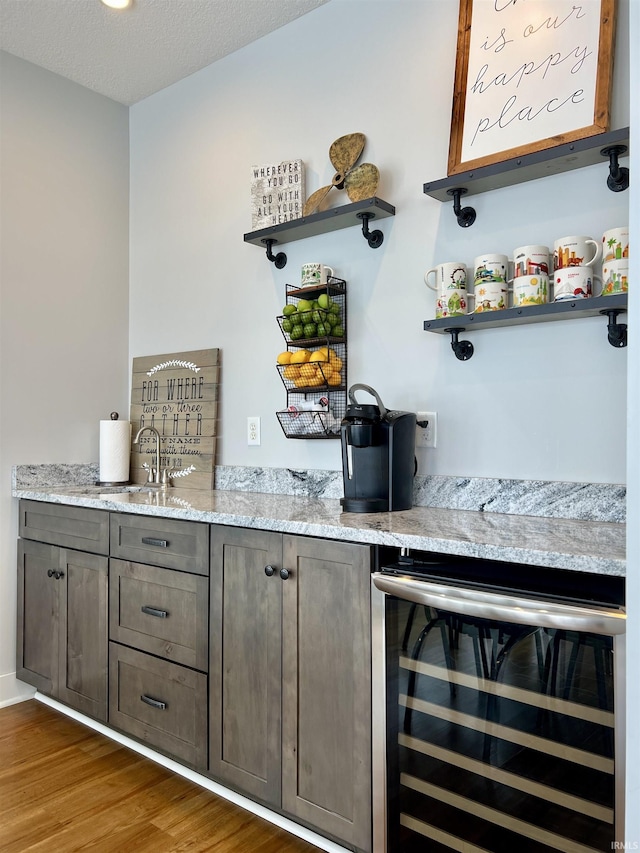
[474,253,510,287]
[602,258,629,295]
[512,274,550,307]
[553,236,601,271]
[301,263,334,286]
[513,245,550,279]
[474,278,509,312]
[602,227,629,263]
[424,262,471,318]
[554,266,602,301]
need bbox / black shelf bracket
[447,188,477,228]
[600,144,630,192]
[263,238,287,269]
[356,212,384,248]
[448,328,475,360]
[602,308,628,348]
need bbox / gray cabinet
[210,525,373,852]
[17,532,109,721]
[108,514,210,770]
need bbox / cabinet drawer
[19,500,109,555]
[109,643,207,770]
[110,513,209,574]
[109,559,208,671]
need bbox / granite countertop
[12,482,626,577]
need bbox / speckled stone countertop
[12,469,626,577]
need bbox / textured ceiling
[0,0,330,105]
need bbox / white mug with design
[513,245,550,279]
[474,253,510,287]
[301,262,334,286]
[512,274,549,307]
[602,227,629,263]
[553,236,601,271]
[602,259,629,295]
[554,266,602,301]
[424,262,471,318]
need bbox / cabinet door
[282,536,372,852]
[57,548,108,722]
[209,526,283,807]
[16,539,60,694]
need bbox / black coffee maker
[340,384,416,513]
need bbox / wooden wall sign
[448,0,617,175]
[250,159,305,230]
[129,349,220,491]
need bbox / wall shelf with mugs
[243,197,395,268]
[424,293,628,361]
[423,127,629,227]
[275,270,347,439]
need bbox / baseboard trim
[0,673,36,709]
[35,693,349,853]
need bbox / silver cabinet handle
[140,694,167,710]
[141,605,168,619]
[141,537,169,548]
[372,573,626,636]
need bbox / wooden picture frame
[447,0,617,176]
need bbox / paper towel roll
[99,415,131,484]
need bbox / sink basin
[53,485,148,496]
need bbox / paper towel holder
[96,412,132,487]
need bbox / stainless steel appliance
[371,551,626,852]
[340,384,416,513]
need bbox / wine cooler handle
[372,573,626,636]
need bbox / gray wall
[129,0,630,484]
[0,52,130,703]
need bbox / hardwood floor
[0,700,321,853]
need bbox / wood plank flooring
[0,700,321,853]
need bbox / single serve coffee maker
[340,384,416,513]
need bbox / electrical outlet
[416,411,437,448]
[247,416,261,446]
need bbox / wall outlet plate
[416,411,437,448]
[247,416,261,446]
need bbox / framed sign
[129,348,220,491]
[447,0,617,175]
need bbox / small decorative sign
[250,159,305,230]
[129,348,220,490]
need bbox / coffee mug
[512,274,550,307]
[554,266,602,301]
[424,262,470,318]
[474,278,509,312]
[513,245,550,279]
[553,236,600,271]
[474,253,510,286]
[301,263,334,286]
[602,227,629,263]
[602,258,629,295]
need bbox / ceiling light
[101,0,132,9]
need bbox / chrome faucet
[133,425,171,488]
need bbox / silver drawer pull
[140,694,167,710]
[141,605,169,619]
[141,537,169,548]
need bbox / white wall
[625,0,639,840]
[0,52,130,704]
[130,0,630,485]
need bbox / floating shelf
[244,197,395,267]
[424,294,628,360]
[423,128,630,227]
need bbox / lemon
[283,365,301,380]
[327,371,342,386]
[277,351,292,365]
[310,350,329,363]
[290,349,311,364]
[329,355,343,372]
